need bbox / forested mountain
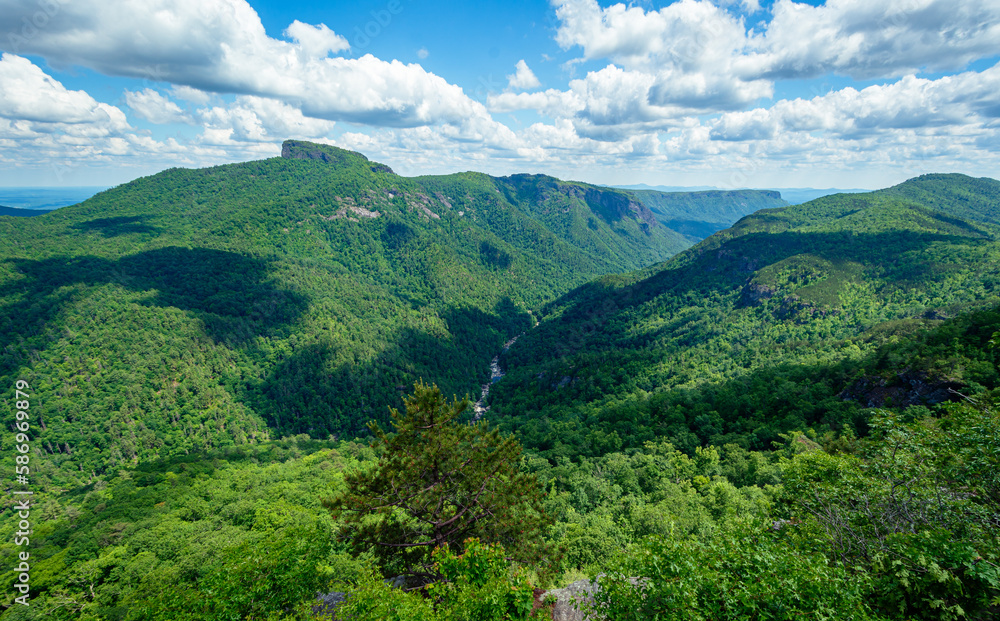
[488,173,1000,457]
[0,140,692,485]
[616,184,866,207]
[629,188,788,241]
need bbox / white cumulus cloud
[283,20,350,58]
[746,0,1000,80]
[0,53,128,129]
[196,95,337,143]
[0,0,496,129]
[548,0,1000,124]
[170,85,213,105]
[551,0,771,113]
[125,89,193,125]
[506,60,541,91]
[709,63,1000,142]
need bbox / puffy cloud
[710,108,776,141]
[646,69,771,111]
[554,0,747,71]
[283,20,349,58]
[506,60,541,91]
[0,54,127,129]
[0,54,129,135]
[710,63,1000,142]
[125,88,192,125]
[490,62,761,142]
[0,54,280,182]
[170,85,212,105]
[551,0,771,112]
[566,66,665,134]
[554,0,1000,81]
[0,0,493,129]
[747,0,1000,80]
[548,0,1000,125]
[492,63,1000,185]
[196,95,336,143]
[489,89,581,117]
[286,54,489,128]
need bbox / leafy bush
[428,539,535,621]
[782,406,1000,620]
[590,522,884,621]
[334,539,535,621]
[128,522,332,621]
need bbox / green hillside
[488,173,1000,457]
[629,188,788,241]
[0,140,687,485]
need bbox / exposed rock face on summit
[280,139,395,174]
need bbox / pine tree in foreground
[324,381,551,580]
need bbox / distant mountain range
[629,188,787,241]
[0,186,109,211]
[0,205,47,217]
[615,183,870,205]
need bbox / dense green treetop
[0,304,997,619]
[878,173,1000,226]
[325,382,549,578]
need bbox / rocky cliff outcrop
[841,371,964,408]
[738,282,778,307]
[582,187,658,229]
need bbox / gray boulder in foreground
[313,591,346,619]
[544,578,600,621]
[315,576,623,620]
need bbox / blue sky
[0,0,999,189]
